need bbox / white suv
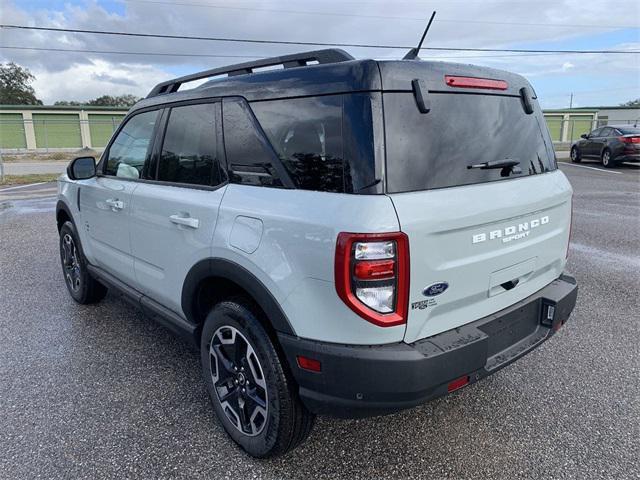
[56,49,578,457]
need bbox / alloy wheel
[61,233,81,292]
[209,325,268,436]
[602,151,611,166]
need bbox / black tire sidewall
[59,221,94,303]
[200,301,287,457]
[601,149,613,167]
[571,147,581,162]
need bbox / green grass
[1,149,100,163]
[0,174,59,186]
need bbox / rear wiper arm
[468,159,522,177]
[467,159,520,170]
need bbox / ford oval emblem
[423,282,449,297]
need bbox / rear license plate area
[478,302,539,358]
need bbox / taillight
[444,75,508,90]
[620,136,640,143]
[335,232,409,327]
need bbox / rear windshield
[618,126,640,135]
[384,92,557,193]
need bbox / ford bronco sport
[56,49,578,458]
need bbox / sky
[1,0,638,108]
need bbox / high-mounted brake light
[445,75,508,90]
[335,232,409,327]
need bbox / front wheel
[570,146,581,163]
[601,149,616,168]
[201,299,315,457]
[59,221,108,304]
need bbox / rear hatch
[379,61,572,343]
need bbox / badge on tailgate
[472,215,549,245]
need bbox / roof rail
[146,48,355,98]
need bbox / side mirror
[580,134,589,139]
[67,156,96,180]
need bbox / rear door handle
[105,198,124,211]
[169,214,199,229]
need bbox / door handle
[105,198,124,211]
[169,214,199,229]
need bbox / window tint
[591,127,604,137]
[251,96,346,193]
[384,92,557,193]
[157,103,224,187]
[105,110,159,178]
[222,99,284,188]
[619,126,640,134]
[600,127,614,137]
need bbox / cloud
[1,0,638,106]
[31,60,172,103]
[92,72,139,87]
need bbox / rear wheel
[601,149,615,168]
[201,299,315,457]
[570,146,581,163]
[59,221,108,304]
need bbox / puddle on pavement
[0,197,56,217]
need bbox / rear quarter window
[251,94,377,193]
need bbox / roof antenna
[403,11,436,60]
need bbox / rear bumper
[278,273,578,418]
[617,153,640,163]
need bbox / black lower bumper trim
[278,274,578,418]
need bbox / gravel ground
[0,163,638,479]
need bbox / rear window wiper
[467,159,520,170]
[467,159,522,177]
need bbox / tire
[601,149,615,168]
[59,221,108,304]
[570,146,581,163]
[201,298,315,458]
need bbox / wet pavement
[0,165,638,479]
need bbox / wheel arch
[56,200,74,232]
[182,258,296,338]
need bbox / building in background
[543,106,639,145]
[0,105,128,152]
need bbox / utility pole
[569,92,574,109]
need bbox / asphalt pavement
[0,164,638,479]
[3,161,68,175]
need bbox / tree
[620,98,640,107]
[54,100,83,107]
[89,94,139,107]
[54,94,140,107]
[0,62,42,105]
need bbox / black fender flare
[56,200,74,230]
[181,258,295,336]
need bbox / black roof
[133,48,532,113]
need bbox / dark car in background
[571,125,640,168]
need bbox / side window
[157,103,224,187]
[590,127,603,137]
[222,99,284,188]
[105,110,159,178]
[251,96,346,193]
[600,127,613,137]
